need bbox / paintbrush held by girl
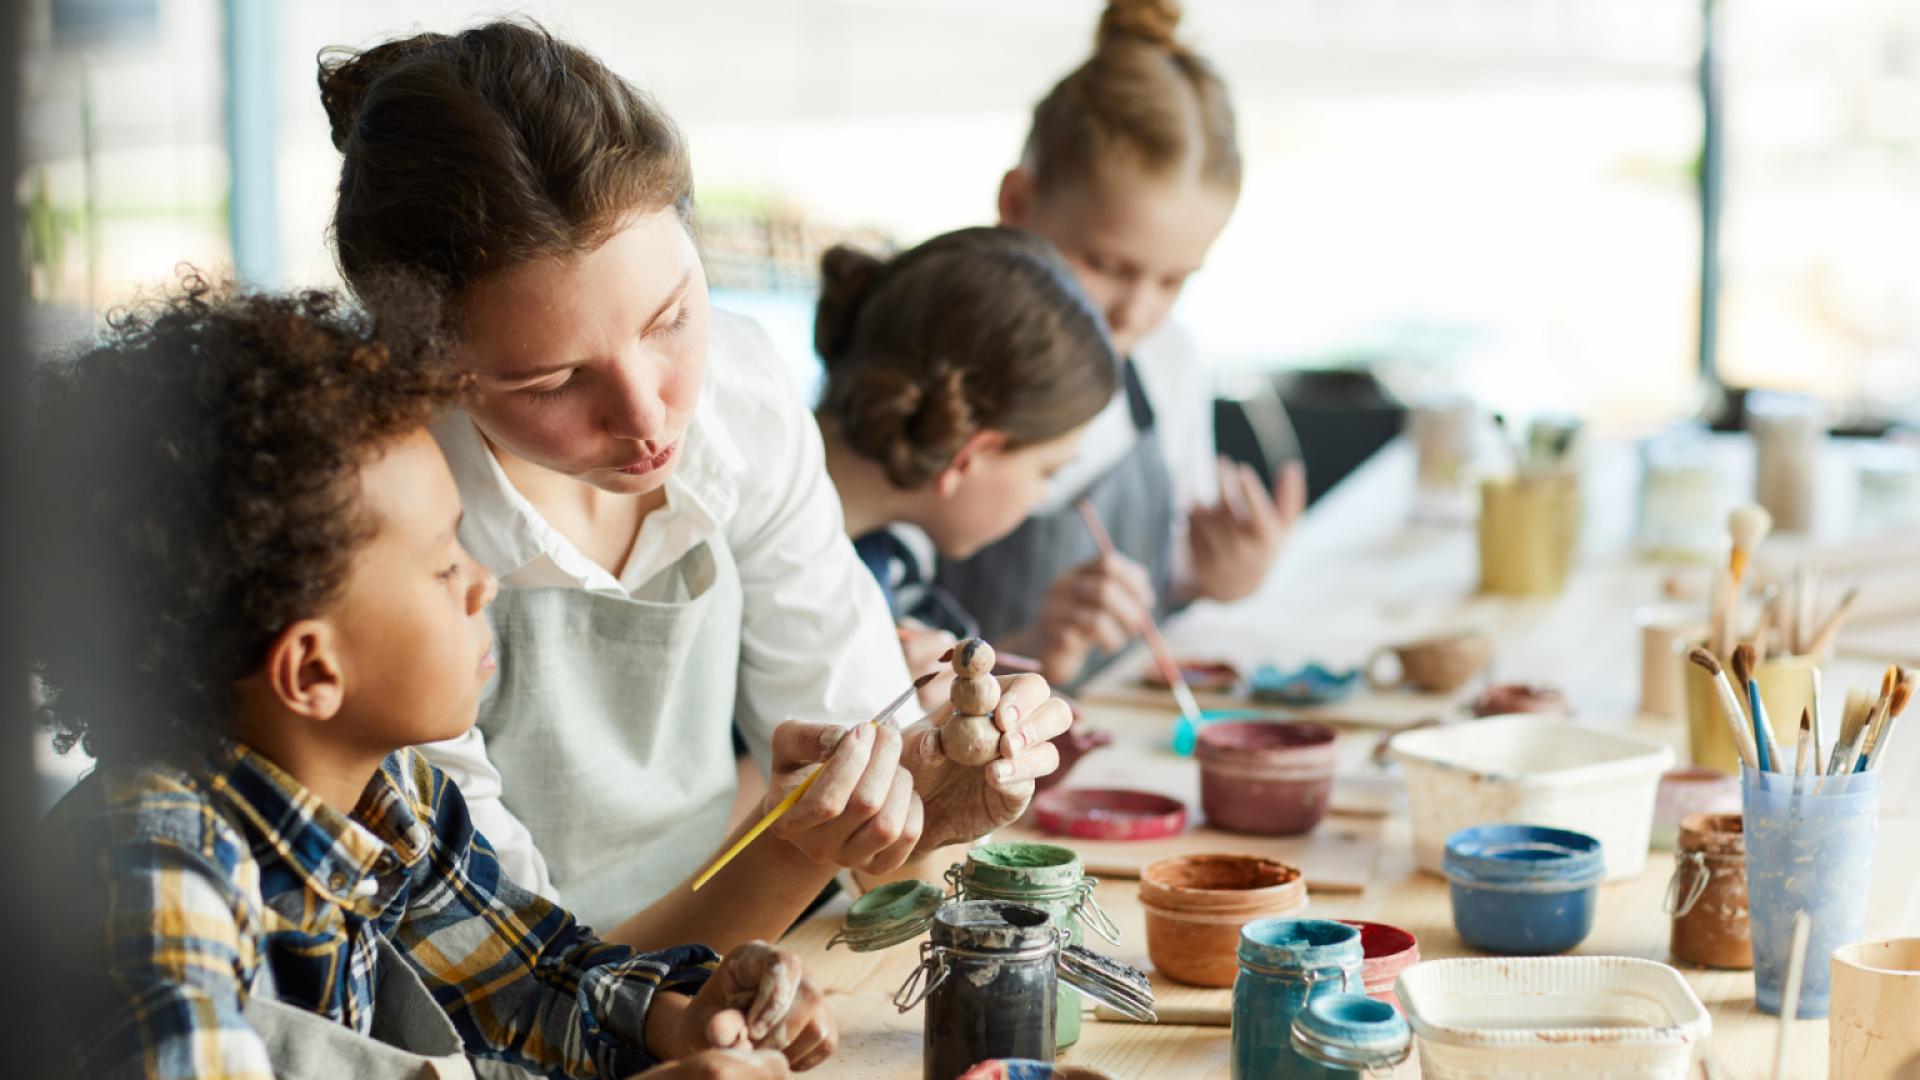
[934,0,1308,688]
[814,226,1120,700]
[318,20,1074,958]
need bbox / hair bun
[814,245,889,364]
[316,34,446,152]
[1097,0,1183,49]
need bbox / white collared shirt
[423,309,909,900]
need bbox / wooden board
[999,813,1382,893]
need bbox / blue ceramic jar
[1230,919,1364,1080]
[1444,823,1605,955]
[1289,994,1413,1078]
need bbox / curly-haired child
[30,275,829,1080]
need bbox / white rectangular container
[1389,716,1674,881]
[1395,956,1711,1079]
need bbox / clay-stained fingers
[863,795,923,874]
[838,764,917,867]
[771,724,873,831]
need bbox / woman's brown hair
[815,227,1119,490]
[1021,0,1240,197]
[319,20,690,298]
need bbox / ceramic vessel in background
[1366,631,1492,694]
[1649,767,1740,851]
[1336,921,1420,1008]
[1666,812,1750,970]
[1194,720,1338,835]
[1636,603,1705,719]
[1138,854,1307,988]
[1478,468,1581,597]
[1829,937,1920,1079]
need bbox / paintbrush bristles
[1687,646,1724,676]
[1732,642,1758,689]
[1727,504,1773,583]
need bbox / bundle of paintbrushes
[1689,641,1913,787]
[1704,504,1859,663]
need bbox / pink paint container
[1195,720,1338,835]
[1650,767,1740,851]
[1338,920,1421,1007]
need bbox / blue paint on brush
[1747,680,1772,772]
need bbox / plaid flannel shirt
[45,742,716,1079]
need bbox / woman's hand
[898,673,1074,851]
[1024,552,1155,685]
[762,719,923,875]
[1188,458,1305,604]
[661,941,835,1071]
[898,618,957,710]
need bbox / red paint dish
[1032,787,1188,841]
[1141,659,1242,694]
[1336,920,1420,1007]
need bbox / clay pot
[1667,812,1751,970]
[1195,721,1337,835]
[1336,920,1421,1008]
[1139,853,1307,987]
[1367,630,1492,693]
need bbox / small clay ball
[941,712,1001,767]
[952,638,995,677]
[950,674,1001,716]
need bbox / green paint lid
[829,879,945,953]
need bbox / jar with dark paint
[893,900,1157,1080]
[1230,918,1364,1080]
[1196,720,1339,835]
[1443,823,1604,955]
[951,842,1119,1050]
[1665,811,1751,969]
[1289,993,1413,1078]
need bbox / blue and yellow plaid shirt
[45,742,717,1079]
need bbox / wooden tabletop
[784,438,1920,1079]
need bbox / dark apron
[932,359,1175,687]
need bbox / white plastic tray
[1389,716,1675,880]
[1395,956,1711,1079]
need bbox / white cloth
[422,309,909,903]
[1033,319,1218,591]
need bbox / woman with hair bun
[316,20,1073,963]
[937,0,1309,687]
[813,227,1118,690]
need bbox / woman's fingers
[864,794,923,873]
[840,763,916,865]
[777,724,872,830]
[767,720,853,772]
[989,738,1059,789]
[1276,459,1308,525]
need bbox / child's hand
[898,673,1073,851]
[1188,458,1305,604]
[898,618,957,709]
[677,941,836,1071]
[1026,552,1156,685]
[762,718,923,874]
[628,1048,791,1079]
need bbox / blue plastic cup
[1443,824,1606,955]
[1742,765,1881,1017]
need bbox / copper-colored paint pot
[1666,811,1751,970]
[1139,853,1307,987]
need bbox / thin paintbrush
[1804,585,1860,659]
[1793,709,1812,795]
[1809,666,1827,774]
[1076,498,1203,727]
[1688,646,1760,770]
[1861,670,1913,773]
[1852,665,1901,774]
[1733,643,1779,772]
[688,672,937,892]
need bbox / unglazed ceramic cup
[1139,854,1307,987]
[1366,630,1492,693]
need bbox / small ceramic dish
[1141,659,1243,694]
[1032,787,1188,841]
[1250,662,1363,705]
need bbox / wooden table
[785,438,1920,1078]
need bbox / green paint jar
[950,842,1119,1049]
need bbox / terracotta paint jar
[1139,853,1307,987]
[1336,920,1420,1008]
[1665,812,1751,970]
[1195,720,1338,835]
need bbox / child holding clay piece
[937,0,1307,688]
[816,227,1118,692]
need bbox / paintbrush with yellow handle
[690,672,937,892]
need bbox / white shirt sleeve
[1129,322,1220,595]
[716,317,913,773]
[416,726,559,901]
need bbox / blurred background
[19,0,1920,436]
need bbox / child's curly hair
[26,271,470,767]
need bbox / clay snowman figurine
[941,639,1002,767]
